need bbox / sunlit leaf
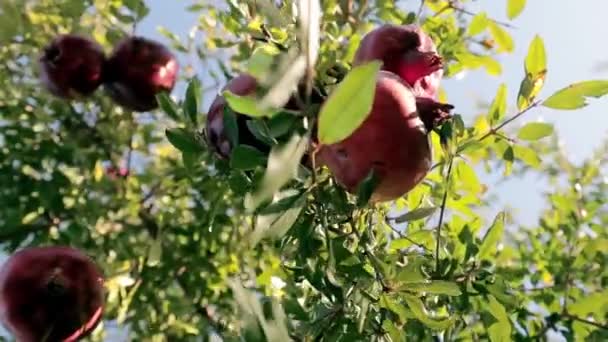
[468,12,488,35]
[488,22,514,53]
[543,80,608,109]
[507,0,526,19]
[318,61,383,144]
[488,84,507,124]
[223,91,280,117]
[517,122,554,141]
[478,212,505,259]
[525,35,546,76]
[399,280,462,296]
[393,207,437,223]
[166,128,201,153]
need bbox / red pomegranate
[39,34,106,99]
[317,71,434,202]
[0,246,105,342]
[353,24,444,99]
[104,36,179,112]
[205,73,264,159]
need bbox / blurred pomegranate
[39,34,106,99]
[0,246,104,342]
[105,36,179,112]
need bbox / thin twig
[449,1,516,29]
[477,101,541,142]
[564,314,608,330]
[416,0,426,22]
[435,157,454,273]
[384,219,431,253]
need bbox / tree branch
[435,157,454,273]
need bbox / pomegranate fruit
[104,36,179,112]
[205,73,265,159]
[0,246,104,342]
[317,71,434,202]
[39,34,106,99]
[353,24,443,99]
[205,74,324,159]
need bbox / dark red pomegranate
[104,36,179,112]
[205,73,265,159]
[317,71,434,202]
[0,246,105,342]
[353,24,444,99]
[39,34,106,99]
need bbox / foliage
[0,0,607,341]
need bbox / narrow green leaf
[513,145,541,168]
[393,207,437,223]
[399,281,462,296]
[517,122,553,141]
[223,91,280,118]
[389,230,434,251]
[467,12,488,36]
[478,212,505,259]
[517,72,546,110]
[166,128,200,153]
[488,84,508,123]
[356,169,380,207]
[184,78,201,125]
[543,80,608,109]
[156,93,180,121]
[488,22,514,53]
[244,134,309,211]
[252,191,306,245]
[486,294,510,322]
[488,320,512,342]
[525,35,546,76]
[404,295,455,330]
[507,0,526,20]
[230,145,267,170]
[318,61,382,144]
[223,107,239,147]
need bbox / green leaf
[517,72,546,110]
[467,12,488,36]
[390,230,434,251]
[455,160,481,193]
[478,212,505,259]
[486,294,512,342]
[404,295,455,330]
[506,0,526,20]
[184,78,201,125]
[230,145,267,170]
[245,133,309,211]
[223,91,280,118]
[488,84,507,124]
[318,61,382,144]
[525,35,546,76]
[543,80,608,109]
[223,107,239,147]
[488,22,514,53]
[166,128,201,153]
[517,122,553,141]
[393,207,437,223]
[513,145,541,168]
[156,93,180,121]
[252,190,306,245]
[399,281,462,296]
[356,169,380,207]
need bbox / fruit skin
[39,34,106,99]
[104,36,179,112]
[0,246,105,342]
[353,24,443,99]
[205,73,265,159]
[317,71,432,202]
